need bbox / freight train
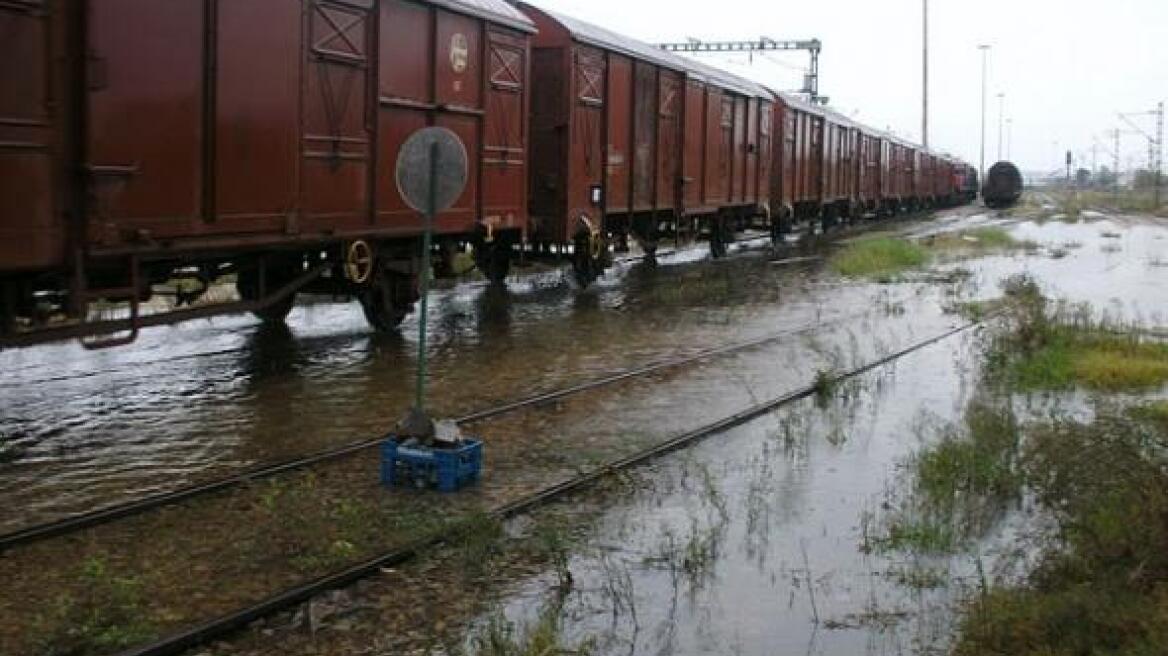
[0,0,975,348]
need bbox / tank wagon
[0,0,975,349]
[0,0,535,346]
[983,161,1024,209]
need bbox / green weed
[33,558,156,656]
[472,596,593,656]
[829,238,928,279]
[983,275,1168,391]
[812,368,839,407]
[954,408,1168,655]
[873,399,1021,555]
[928,227,1035,252]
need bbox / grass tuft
[983,275,1168,391]
[928,227,1035,252]
[872,399,1021,555]
[33,558,157,656]
[954,408,1168,656]
[829,238,928,279]
[1131,400,1168,431]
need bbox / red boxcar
[521,5,689,283]
[771,91,826,229]
[0,0,534,346]
[677,58,773,251]
[519,5,772,280]
[772,93,877,230]
[856,129,883,215]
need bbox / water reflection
[2,213,1165,531]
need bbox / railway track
[114,318,989,656]
[0,209,953,552]
[0,308,850,553]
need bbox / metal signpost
[395,127,468,415]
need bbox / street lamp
[922,0,929,149]
[1006,118,1013,160]
[997,92,1006,162]
[978,45,991,187]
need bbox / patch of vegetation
[812,368,840,407]
[943,298,1007,322]
[455,512,506,576]
[33,558,157,656]
[1131,400,1168,431]
[1071,189,1166,215]
[253,475,450,574]
[954,408,1168,656]
[829,237,928,280]
[871,399,1022,555]
[887,565,948,590]
[472,595,594,656]
[928,227,1035,252]
[983,275,1168,391]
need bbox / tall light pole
[922,0,929,149]
[1006,118,1013,160]
[996,92,1006,161]
[978,45,991,187]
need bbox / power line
[658,37,826,104]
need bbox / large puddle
[0,208,1164,541]
[190,208,1168,656]
[474,335,995,656]
[0,222,932,529]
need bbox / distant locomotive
[0,0,975,349]
[982,161,1024,209]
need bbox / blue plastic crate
[380,438,483,492]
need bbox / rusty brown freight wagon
[518,5,773,283]
[677,58,774,257]
[771,91,825,229]
[880,136,919,214]
[0,0,533,347]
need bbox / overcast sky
[525,0,1167,175]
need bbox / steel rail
[0,210,945,549]
[0,311,851,553]
[114,318,986,656]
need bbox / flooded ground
[0,215,954,530]
[197,207,1168,656]
[471,336,998,656]
[1,206,1164,533]
[1,200,1165,655]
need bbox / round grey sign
[395,127,469,215]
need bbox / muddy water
[0,236,864,530]
[476,336,992,656]
[1,210,1163,536]
[451,214,1168,656]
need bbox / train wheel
[769,215,785,250]
[572,231,603,287]
[631,215,659,265]
[473,238,512,285]
[359,271,412,332]
[237,264,296,324]
[819,207,834,233]
[708,216,731,259]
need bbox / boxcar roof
[541,8,688,71]
[679,56,771,99]
[770,88,826,117]
[433,0,535,32]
